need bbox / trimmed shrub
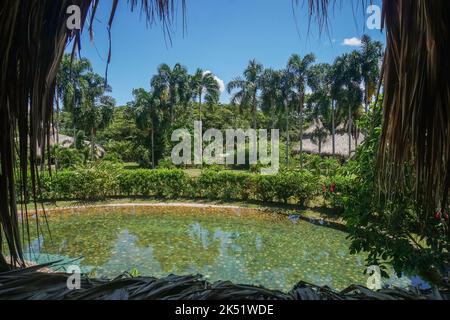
[196,170,254,201]
[25,168,317,206]
[320,174,356,210]
[117,169,190,198]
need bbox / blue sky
[73,0,384,105]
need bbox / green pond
[23,206,421,292]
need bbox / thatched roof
[1,0,182,268]
[295,122,365,157]
[36,133,106,159]
[0,264,448,300]
[54,134,105,157]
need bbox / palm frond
[0,0,183,270]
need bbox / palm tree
[2,0,450,277]
[359,35,383,113]
[0,0,185,272]
[331,53,363,157]
[191,69,220,123]
[307,63,333,154]
[279,70,297,166]
[227,59,263,130]
[310,123,329,154]
[57,54,93,147]
[90,95,115,159]
[328,63,344,156]
[259,68,284,129]
[286,53,316,167]
[132,88,159,169]
[151,63,189,126]
[78,72,114,160]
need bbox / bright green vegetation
[54,36,383,169]
[36,34,449,286]
[24,206,415,292]
[26,167,319,206]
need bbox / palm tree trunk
[332,99,336,156]
[151,117,155,169]
[253,94,257,130]
[91,127,96,161]
[0,254,9,272]
[271,103,276,129]
[55,94,60,145]
[286,102,290,167]
[199,92,202,123]
[299,94,304,168]
[348,105,352,157]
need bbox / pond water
[23,206,424,292]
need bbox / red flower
[435,211,442,220]
[444,213,449,222]
[330,183,336,193]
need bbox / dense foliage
[341,100,450,283]
[26,166,319,207]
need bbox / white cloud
[342,37,362,47]
[204,70,225,93]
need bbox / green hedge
[26,168,319,206]
[320,174,357,210]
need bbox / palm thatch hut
[36,133,106,160]
[294,120,365,157]
[1,0,450,299]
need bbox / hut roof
[294,123,365,157]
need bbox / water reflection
[23,206,422,291]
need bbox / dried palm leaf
[0,0,183,270]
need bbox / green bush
[102,152,124,164]
[117,169,189,198]
[196,170,254,200]
[26,168,317,206]
[320,174,356,210]
[104,140,138,162]
[53,146,84,169]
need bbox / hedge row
[24,168,325,206]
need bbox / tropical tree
[259,68,284,129]
[286,53,316,166]
[190,69,220,123]
[310,124,329,154]
[131,88,158,168]
[227,59,263,130]
[151,63,189,126]
[78,72,114,160]
[359,35,383,113]
[307,63,333,154]
[279,70,298,166]
[332,52,363,156]
[56,54,93,146]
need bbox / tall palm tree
[78,71,113,160]
[259,68,284,129]
[328,62,346,156]
[132,88,159,169]
[227,59,263,130]
[307,63,333,154]
[57,54,93,147]
[286,53,316,167]
[151,63,189,126]
[332,52,363,157]
[359,35,383,113]
[191,69,220,123]
[2,0,450,277]
[279,70,297,166]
